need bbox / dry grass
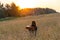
[0,13,60,40]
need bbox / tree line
[0,2,57,18]
[0,2,21,18]
[20,8,57,16]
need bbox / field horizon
[0,13,60,40]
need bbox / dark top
[31,21,36,27]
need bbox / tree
[10,2,20,17]
[0,2,6,18]
[5,4,11,17]
[5,2,21,17]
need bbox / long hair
[31,21,36,27]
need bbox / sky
[0,0,60,12]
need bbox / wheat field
[0,13,60,40]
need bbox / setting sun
[14,0,56,9]
[15,0,39,9]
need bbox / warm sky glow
[0,0,60,12]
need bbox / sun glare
[2,0,59,12]
[14,0,50,9]
[15,0,36,9]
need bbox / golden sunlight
[14,0,50,9]
[15,0,38,9]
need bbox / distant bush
[45,8,57,14]
[0,17,16,21]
